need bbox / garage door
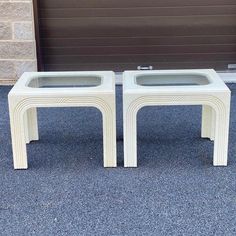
[34,0,236,71]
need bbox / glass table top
[135,74,210,87]
[27,75,102,88]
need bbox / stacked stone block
[0,0,37,85]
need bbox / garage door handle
[137,65,153,70]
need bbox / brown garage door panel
[36,0,236,71]
[44,62,234,72]
[40,6,236,18]
[42,36,236,48]
[44,45,236,56]
[40,16,236,38]
[43,53,236,64]
[40,0,236,8]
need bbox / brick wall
[0,0,37,85]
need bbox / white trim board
[115,72,236,84]
[218,72,236,83]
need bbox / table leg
[102,97,117,167]
[213,96,230,166]
[201,105,215,141]
[123,102,138,167]
[9,99,28,169]
[24,108,39,144]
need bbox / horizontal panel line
[39,4,236,10]
[41,35,236,40]
[41,43,236,48]
[43,52,236,57]
[44,60,233,65]
[39,14,236,19]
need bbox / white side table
[8,71,117,169]
[123,69,231,167]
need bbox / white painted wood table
[123,69,231,167]
[8,71,117,169]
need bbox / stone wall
[0,0,37,85]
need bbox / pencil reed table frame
[123,69,231,167]
[8,71,117,169]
